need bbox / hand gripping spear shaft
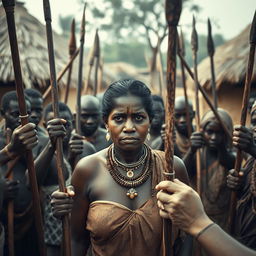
[1,1,46,255]
[76,4,86,135]
[164,1,182,255]
[178,29,192,138]
[191,16,202,196]
[207,18,218,109]
[65,18,77,104]
[228,10,256,234]
[43,0,71,255]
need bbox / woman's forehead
[205,120,221,130]
[112,96,146,111]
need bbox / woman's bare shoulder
[72,148,108,182]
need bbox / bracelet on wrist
[195,222,216,240]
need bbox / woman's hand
[190,131,205,153]
[51,185,75,218]
[156,179,212,236]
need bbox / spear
[76,4,86,135]
[191,16,202,196]
[178,29,192,138]
[93,29,100,96]
[98,58,104,92]
[164,0,182,255]
[83,45,95,94]
[42,46,80,100]
[177,51,232,141]
[64,18,77,104]
[6,128,14,256]
[1,1,46,255]
[228,10,256,234]
[43,0,71,255]
[207,18,218,108]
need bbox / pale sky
[23,0,255,43]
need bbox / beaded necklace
[107,144,152,199]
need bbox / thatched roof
[198,24,256,90]
[0,2,68,89]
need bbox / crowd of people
[0,79,255,255]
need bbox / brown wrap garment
[86,150,181,256]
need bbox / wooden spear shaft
[65,18,77,104]
[164,1,182,255]
[207,18,218,109]
[76,5,86,135]
[2,1,46,255]
[43,47,80,100]
[177,52,232,141]
[42,1,71,255]
[178,29,192,138]
[6,128,14,256]
[228,10,256,234]
[191,16,202,196]
[83,48,94,95]
[93,29,100,96]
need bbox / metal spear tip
[207,18,215,56]
[250,10,256,44]
[69,18,77,55]
[94,29,100,58]
[165,0,182,27]
[191,15,198,53]
[2,0,15,8]
[80,3,86,41]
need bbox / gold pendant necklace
[126,188,138,199]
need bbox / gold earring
[106,131,110,141]
[147,133,151,141]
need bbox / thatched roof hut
[194,24,256,124]
[0,1,68,90]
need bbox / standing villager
[174,96,195,157]
[33,102,95,256]
[0,92,41,256]
[227,101,256,250]
[51,79,189,256]
[146,95,165,150]
[80,95,111,151]
[184,108,235,231]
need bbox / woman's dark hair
[102,79,153,121]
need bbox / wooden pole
[178,29,192,138]
[6,128,14,256]
[207,18,218,109]
[93,29,100,96]
[83,47,94,95]
[191,16,202,196]
[2,1,46,255]
[64,18,77,104]
[76,4,86,135]
[42,1,71,255]
[177,52,232,141]
[164,1,182,255]
[42,47,80,100]
[228,10,256,234]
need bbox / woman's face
[203,120,224,150]
[106,95,150,151]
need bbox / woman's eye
[135,115,144,121]
[114,116,123,122]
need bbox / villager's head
[1,90,31,131]
[43,102,73,144]
[174,96,195,136]
[200,108,233,151]
[151,95,165,132]
[102,79,153,151]
[80,95,102,137]
[25,88,43,126]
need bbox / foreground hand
[69,133,85,157]
[47,118,67,146]
[227,169,244,190]
[51,185,75,218]
[8,123,38,156]
[233,125,255,154]
[156,179,212,236]
[190,131,205,152]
